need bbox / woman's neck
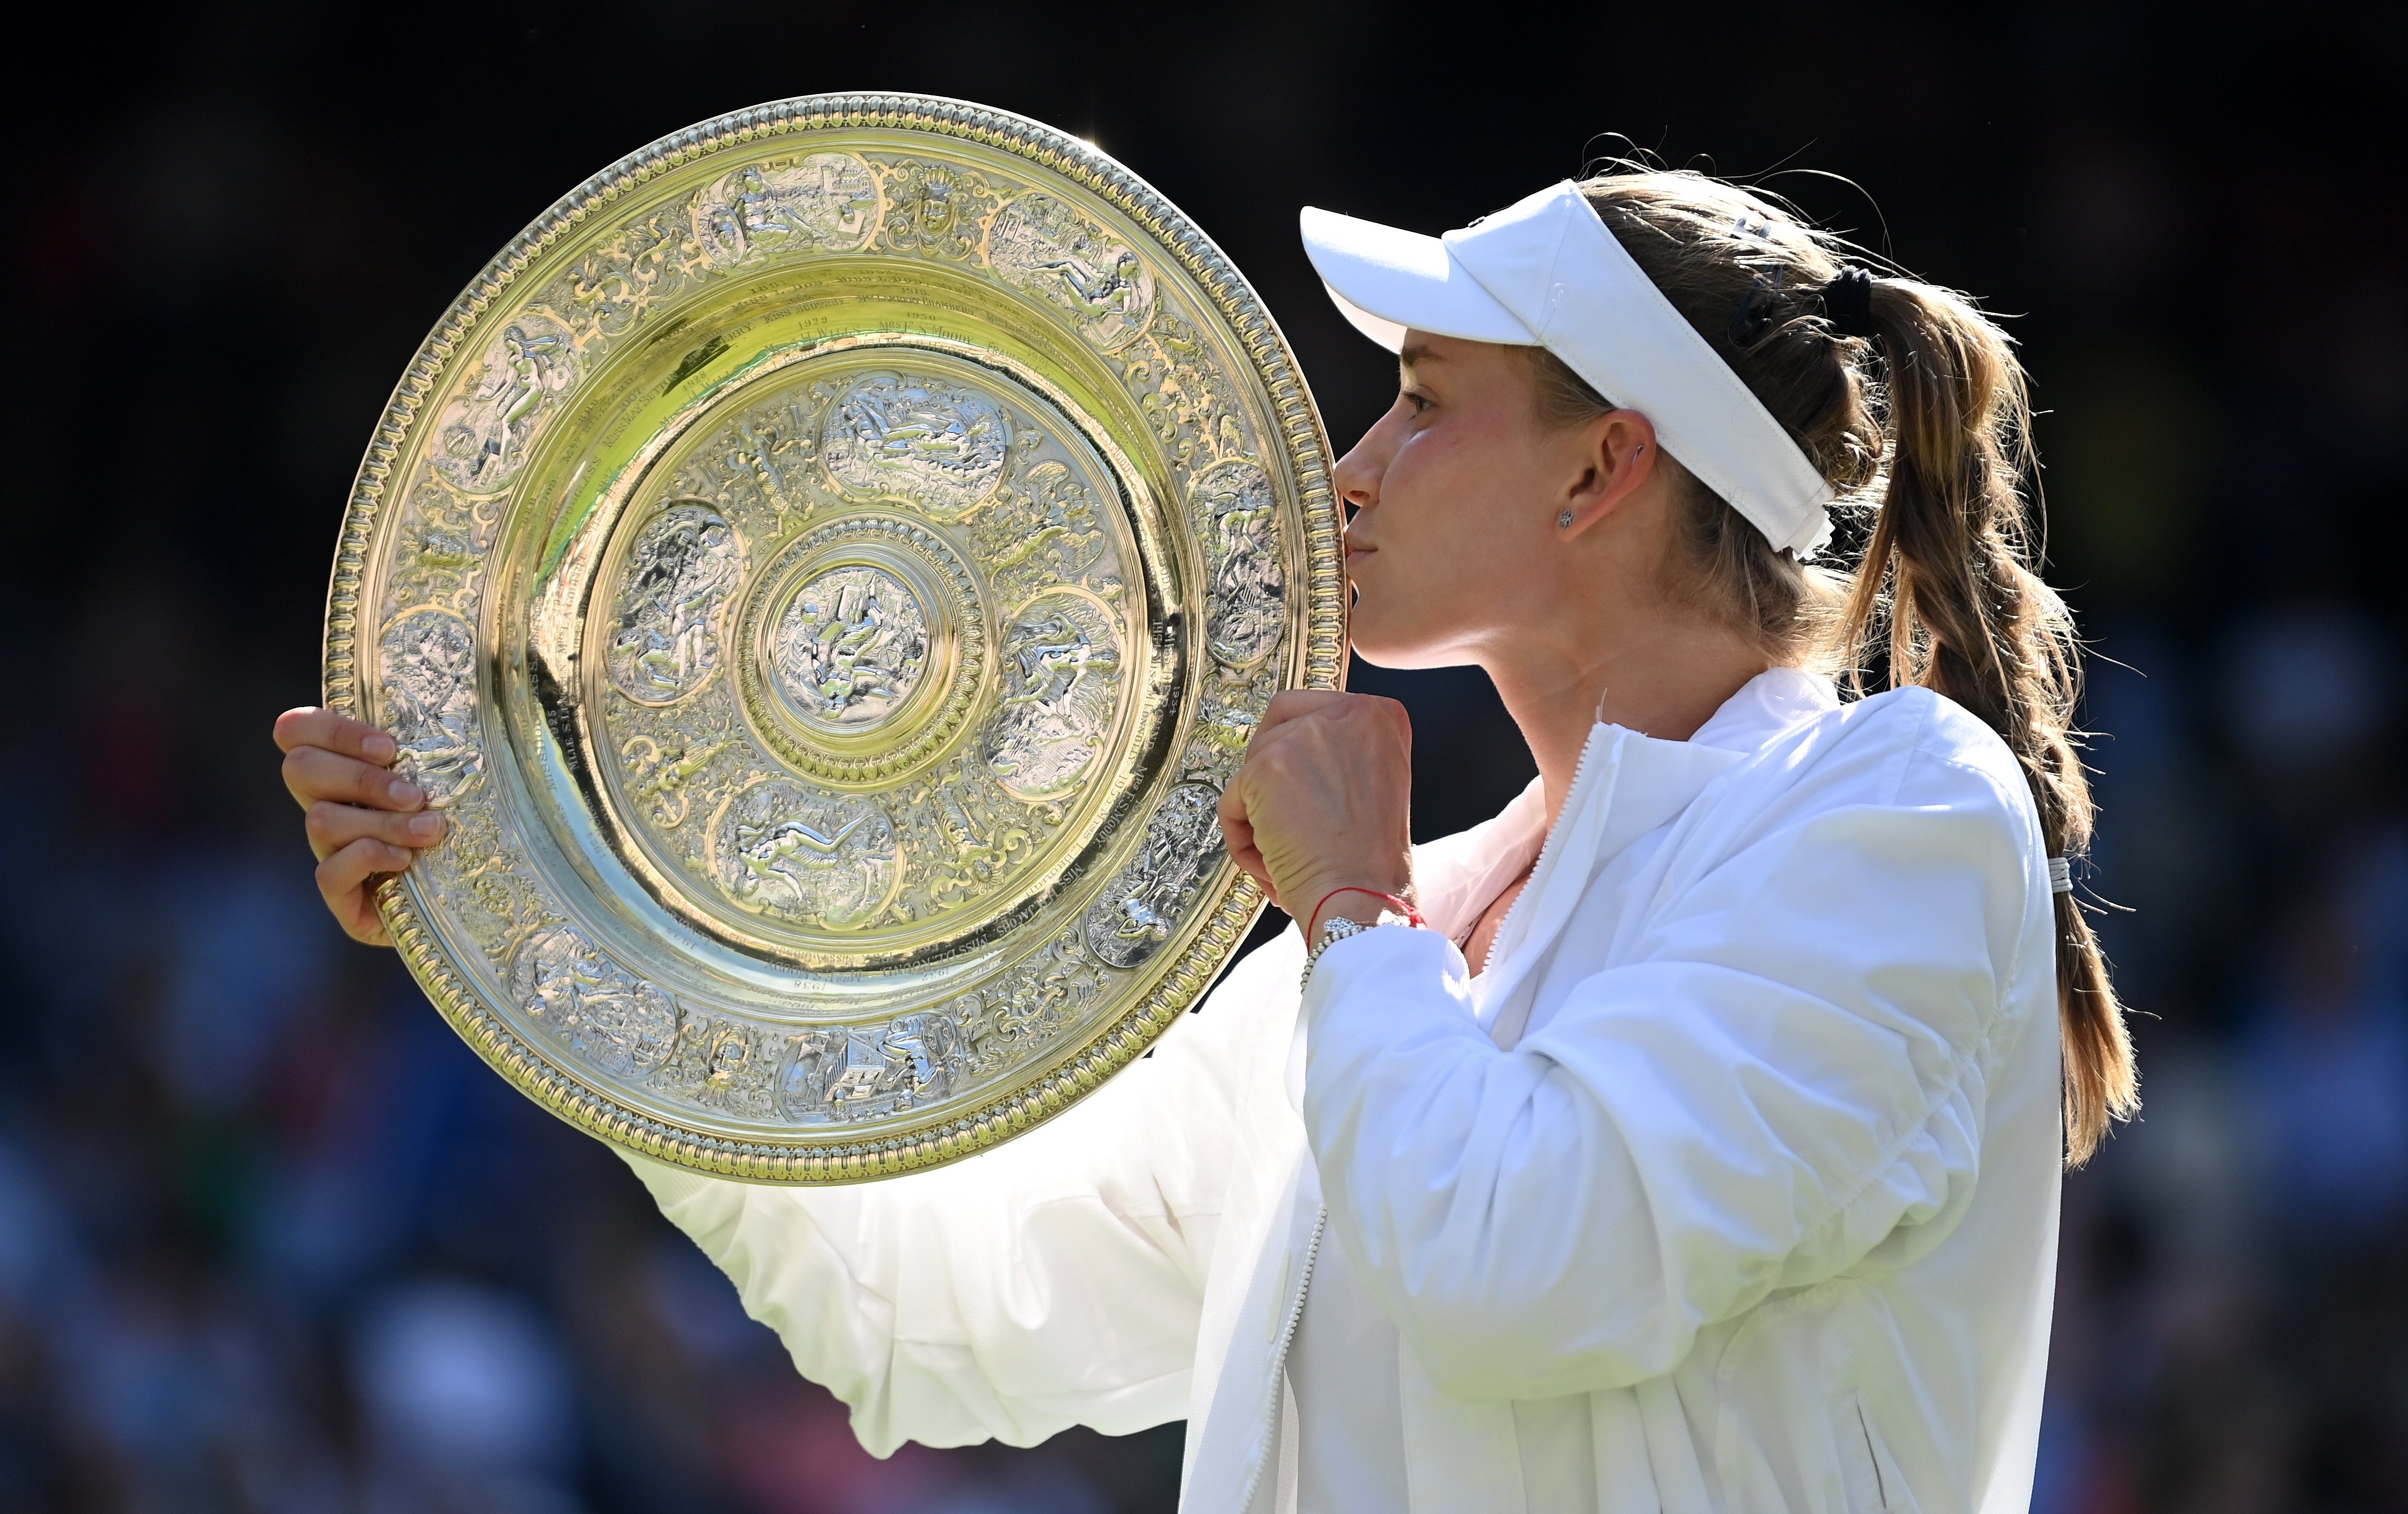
[1485,620,1771,828]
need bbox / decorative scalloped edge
[327,93,1345,1184]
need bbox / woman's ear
[1555,410,1661,536]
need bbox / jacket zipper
[1237,729,1605,1505]
[1485,723,1610,983]
[1235,1203,1327,1513]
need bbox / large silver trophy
[324,95,1344,1182]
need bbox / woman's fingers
[281,742,425,814]
[278,709,421,946]
[1217,785,1276,907]
[1223,690,1415,913]
[1252,688,1357,739]
[274,706,398,764]
[304,799,446,863]
[315,836,412,946]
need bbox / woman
[276,165,2136,1512]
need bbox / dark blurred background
[3,3,2403,1510]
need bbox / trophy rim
[321,93,1345,1183]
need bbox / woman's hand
[272,707,447,946]
[1218,690,1415,931]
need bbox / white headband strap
[1443,183,1838,556]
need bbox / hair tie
[1728,273,1778,349]
[1822,265,1878,339]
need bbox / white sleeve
[626,928,1305,1453]
[1298,745,2041,1403]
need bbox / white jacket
[624,668,2062,1513]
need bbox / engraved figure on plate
[982,592,1122,799]
[988,193,1157,350]
[819,372,1010,517]
[379,608,482,802]
[1083,782,1228,967]
[770,565,929,728]
[878,159,997,261]
[694,153,880,265]
[710,780,901,929]
[973,459,1107,603]
[607,504,743,703]
[433,315,577,493]
[1192,460,1286,668]
[780,1014,965,1121]
[510,927,681,1079]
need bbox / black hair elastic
[1728,270,1782,349]
[1822,265,1878,339]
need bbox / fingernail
[388,778,424,807]
[409,813,445,840]
[365,734,397,763]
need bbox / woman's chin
[1347,626,1448,671]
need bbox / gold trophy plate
[323,95,1344,1182]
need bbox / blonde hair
[1525,167,2137,1164]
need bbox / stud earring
[1558,510,1576,529]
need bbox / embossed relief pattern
[432,316,580,494]
[984,591,1122,799]
[692,153,880,265]
[884,753,1043,921]
[947,927,1114,1078]
[606,504,745,705]
[361,126,1315,1150]
[708,779,902,929]
[987,192,1158,351]
[511,927,683,1079]
[770,564,930,728]
[379,608,483,803]
[1082,782,1229,969]
[1191,460,1286,670]
[875,157,1000,261]
[820,372,1011,518]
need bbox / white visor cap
[1299,182,1838,556]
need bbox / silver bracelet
[1301,909,1413,990]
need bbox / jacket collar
[1407,668,1838,1041]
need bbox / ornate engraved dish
[324,95,1343,1182]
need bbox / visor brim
[1299,206,1537,351]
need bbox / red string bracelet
[1304,886,1425,943]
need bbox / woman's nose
[1331,421,1391,517]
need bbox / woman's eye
[1402,390,1432,414]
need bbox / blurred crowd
[3,2,2401,1510]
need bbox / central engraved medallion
[579,341,1166,962]
[770,564,929,730]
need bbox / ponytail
[1839,279,2137,1164]
[1548,169,2139,1166]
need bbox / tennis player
[275,165,2136,1512]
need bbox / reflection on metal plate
[323,94,1344,1182]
